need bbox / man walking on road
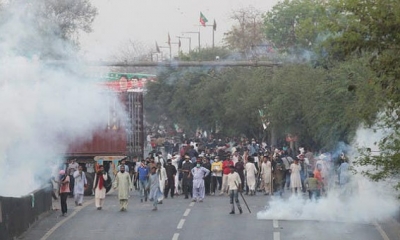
[191,158,210,202]
[245,157,258,196]
[149,166,162,211]
[227,166,243,214]
[73,165,87,206]
[136,160,149,202]
[93,165,108,210]
[221,155,234,195]
[59,170,70,216]
[164,158,177,198]
[181,156,193,199]
[157,162,167,204]
[211,156,223,195]
[114,165,133,211]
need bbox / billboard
[100,72,156,92]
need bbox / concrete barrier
[0,186,52,240]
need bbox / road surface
[19,190,400,240]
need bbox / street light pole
[182,31,200,52]
[176,36,191,52]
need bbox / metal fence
[0,186,52,240]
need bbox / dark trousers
[60,192,69,214]
[69,175,75,197]
[211,176,222,193]
[182,178,192,198]
[164,178,175,198]
[204,176,211,194]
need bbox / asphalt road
[19,190,400,240]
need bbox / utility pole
[182,31,200,52]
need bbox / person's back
[305,177,318,191]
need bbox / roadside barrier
[0,186,52,240]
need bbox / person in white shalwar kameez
[245,157,258,195]
[149,167,162,211]
[191,160,210,202]
[114,165,133,211]
[171,154,180,195]
[73,165,87,206]
[290,158,302,194]
[93,165,108,210]
[157,162,167,203]
[260,156,272,195]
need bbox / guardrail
[0,186,52,240]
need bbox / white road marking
[172,233,179,240]
[40,197,95,240]
[183,209,191,217]
[189,202,195,207]
[373,221,390,240]
[177,219,186,229]
[273,219,279,228]
[273,232,280,240]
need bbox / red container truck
[64,73,154,194]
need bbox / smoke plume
[257,125,399,223]
[0,1,124,197]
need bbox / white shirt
[227,172,242,190]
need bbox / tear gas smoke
[0,1,125,197]
[257,125,399,223]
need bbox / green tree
[179,46,231,61]
[263,0,331,62]
[0,0,97,59]
[322,0,400,189]
[36,0,98,42]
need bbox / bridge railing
[0,185,52,240]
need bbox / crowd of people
[54,136,352,216]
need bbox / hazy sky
[79,0,280,60]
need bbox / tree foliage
[179,47,231,61]
[317,0,400,188]
[263,0,330,55]
[37,0,97,42]
[324,0,400,99]
[260,0,400,188]
[145,47,380,150]
[0,0,97,59]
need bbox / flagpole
[198,31,201,52]
[195,20,216,49]
[212,28,214,49]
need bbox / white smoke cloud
[0,1,124,197]
[257,125,399,223]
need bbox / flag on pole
[167,33,171,47]
[213,19,217,31]
[178,39,181,48]
[200,12,208,27]
[155,41,160,53]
